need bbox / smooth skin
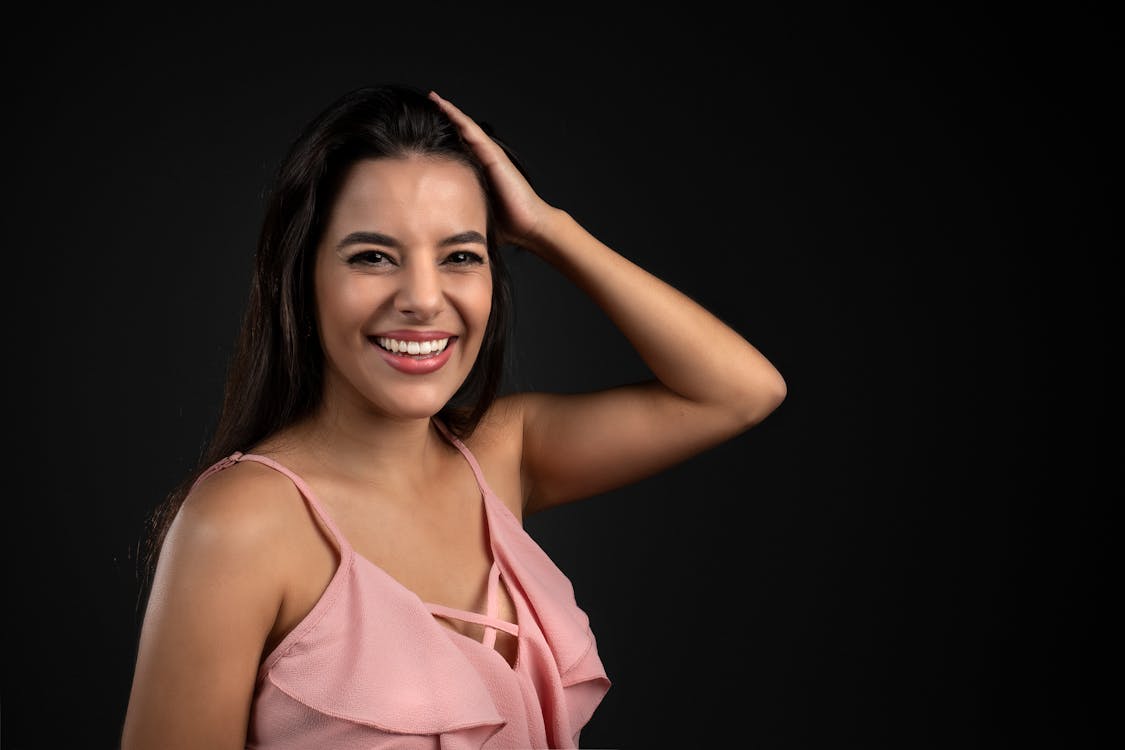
[120,91,786,749]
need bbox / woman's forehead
[332,156,486,217]
[319,156,489,251]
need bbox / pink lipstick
[369,332,458,375]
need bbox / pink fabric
[190,417,611,748]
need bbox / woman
[121,84,786,749]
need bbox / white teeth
[376,336,450,355]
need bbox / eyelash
[347,250,485,267]
[347,251,391,266]
[445,251,485,266]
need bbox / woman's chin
[371,393,459,422]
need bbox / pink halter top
[189,417,611,749]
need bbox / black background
[3,3,1114,748]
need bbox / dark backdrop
[3,3,1113,748]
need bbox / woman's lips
[370,336,457,375]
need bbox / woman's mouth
[369,335,458,374]
[373,336,451,356]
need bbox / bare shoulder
[458,395,531,519]
[463,394,525,449]
[177,461,305,539]
[163,461,311,578]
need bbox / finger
[429,91,502,155]
[429,91,484,138]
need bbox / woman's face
[313,155,493,422]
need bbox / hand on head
[429,91,556,252]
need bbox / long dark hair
[140,84,519,590]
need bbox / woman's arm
[509,209,786,514]
[431,92,787,515]
[120,467,288,749]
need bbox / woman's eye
[445,251,485,265]
[348,250,391,265]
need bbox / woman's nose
[395,261,444,320]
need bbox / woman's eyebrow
[335,230,486,251]
[336,231,400,250]
[438,230,486,247]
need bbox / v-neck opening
[237,416,522,671]
[343,493,522,671]
[429,417,520,665]
[431,583,525,672]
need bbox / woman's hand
[429,91,558,252]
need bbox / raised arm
[431,92,787,515]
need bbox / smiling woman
[315,157,494,415]
[120,83,786,750]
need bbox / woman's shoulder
[460,395,532,518]
[171,458,310,562]
[144,460,312,647]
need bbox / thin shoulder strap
[190,452,245,493]
[190,452,353,555]
[432,417,495,498]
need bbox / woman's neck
[275,404,452,495]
